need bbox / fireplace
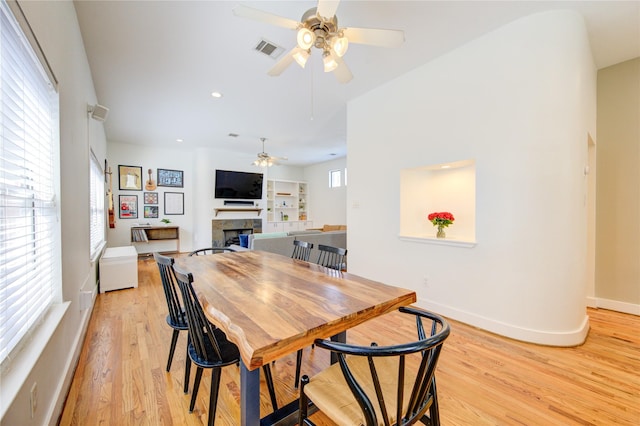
[223,228,253,246]
[212,219,262,248]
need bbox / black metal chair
[172,265,279,425]
[188,247,236,256]
[299,306,450,426]
[316,244,347,271]
[289,240,314,387]
[291,239,313,261]
[153,252,188,373]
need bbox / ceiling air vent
[254,39,284,59]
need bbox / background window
[329,169,341,188]
[89,152,105,260]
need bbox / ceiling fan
[253,137,288,167]
[233,0,404,83]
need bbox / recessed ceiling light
[211,91,223,98]
[176,139,183,143]
[441,165,451,169]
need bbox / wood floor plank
[58,255,640,425]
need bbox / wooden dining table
[176,250,416,426]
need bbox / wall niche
[399,159,476,246]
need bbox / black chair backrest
[172,266,225,363]
[189,247,235,256]
[153,252,185,327]
[316,244,347,270]
[313,306,450,425]
[291,240,313,261]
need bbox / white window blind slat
[89,150,105,259]
[0,0,60,364]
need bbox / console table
[131,226,180,255]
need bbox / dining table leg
[240,360,261,426]
[330,331,346,364]
[240,331,346,426]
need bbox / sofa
[231,227,347,263]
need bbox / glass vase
[436,226,446,238]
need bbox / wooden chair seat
[304,356,413,426]
[299,306,450,426]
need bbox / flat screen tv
[214,169,264,200]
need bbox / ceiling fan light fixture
[293,49,310,68]
[297,27,315,50]
[331,35,349,57]
[323,50,338,72]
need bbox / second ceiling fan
[253,138,287,167]
[233,0,404,83]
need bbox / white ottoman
[99,246,138,293]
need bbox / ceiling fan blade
[333,56,353,84]
[342,27,404,48]
[317,0,340,19]
[233,5,300,30]
[267,47,301,76]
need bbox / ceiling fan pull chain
[310,62,314,121]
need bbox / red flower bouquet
[428,212,455,238]
[427,212,455,227]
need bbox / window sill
[398,235,477,248]
[0,302,70,419]
[90,241,107,264]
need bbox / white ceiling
[74,1,639,166]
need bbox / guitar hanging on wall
[145,168,157,191]
[107,166,115,228]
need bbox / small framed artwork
[164,192,184,215]
[144,205,159,219]
[157,168,184,188]
[119,195,138,219]
[118,165,142,190]
[144,192,158,204]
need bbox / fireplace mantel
[214,207,262,217]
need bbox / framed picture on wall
[164,192,184,215]
[118,165,142,190]
[144,205,159,218]
[144,192,158,204]
[119,194,138,219]
[157,168,183,187]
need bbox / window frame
[0,0,62,367]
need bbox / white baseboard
[47,276,96,425]
[416,297,590,347]
[588,297,640,315]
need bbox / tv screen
[215,169,264,200]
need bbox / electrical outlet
[423,276,429,287]
[30,382,38,418]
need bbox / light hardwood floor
[59,255,640,425]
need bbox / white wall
[1,1,108,424]
[107,142,195,251]
[594,58,640,314]
[304,157,347,227]
[191,148,306,248]
[347,10,596,346]
[105,144,338,251]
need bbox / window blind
[89,151,105,260]
[0,0,60,364]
